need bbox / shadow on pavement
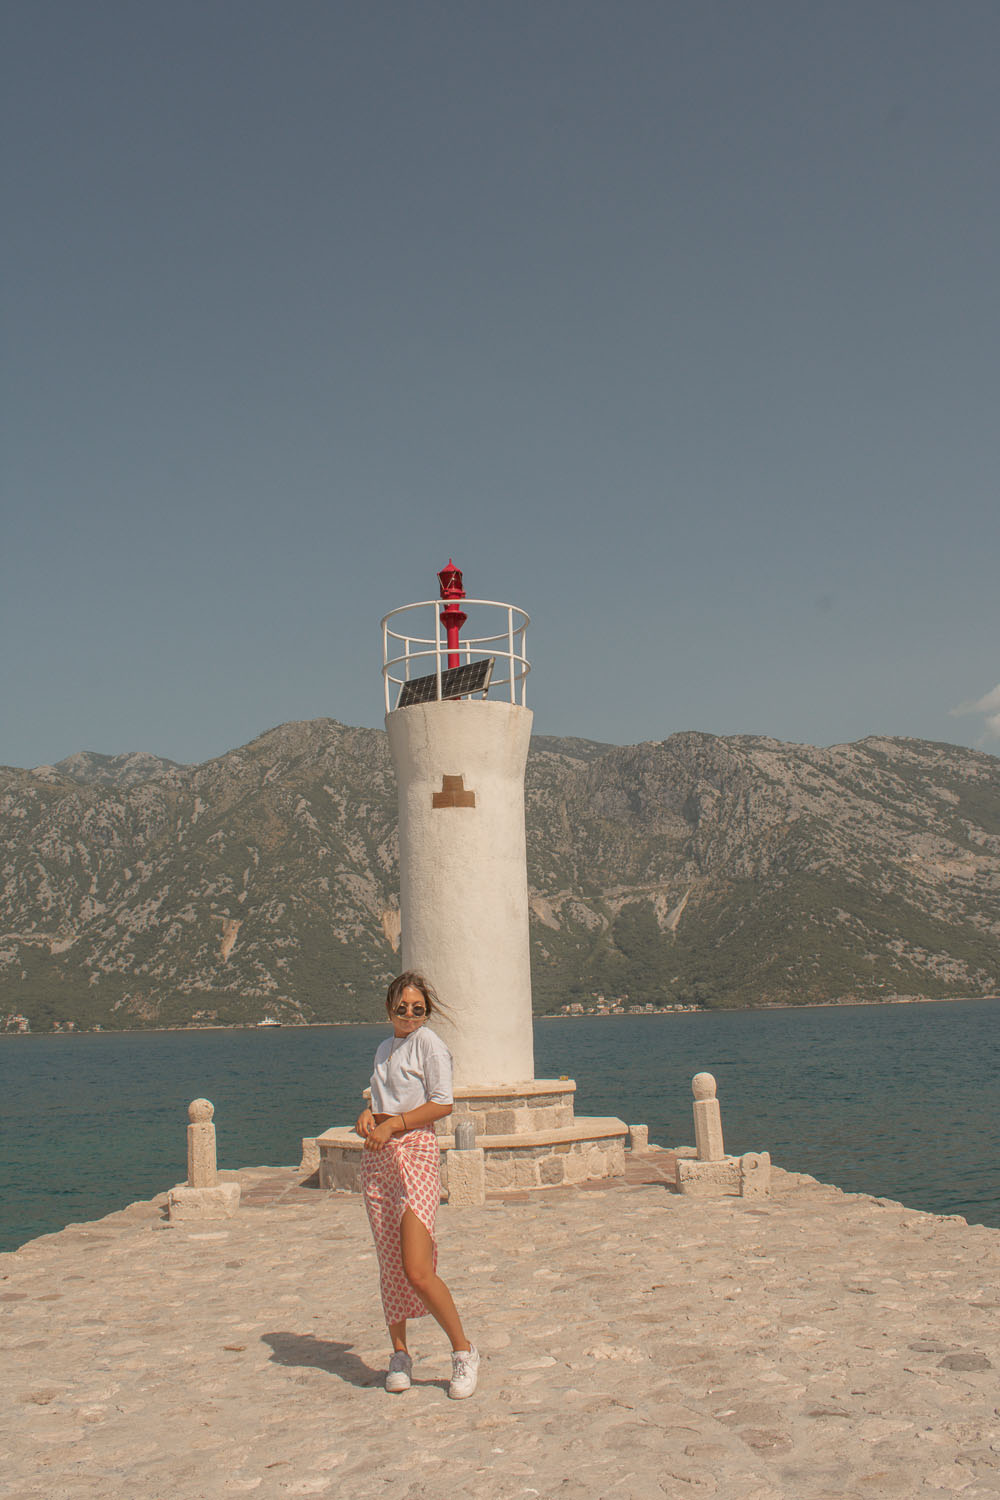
[262,1331,380,1387]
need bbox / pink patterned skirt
[361,1127,441,1325]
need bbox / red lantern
[437,560,467,668]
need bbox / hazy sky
[3,1,998,769]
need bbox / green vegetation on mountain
[1,722,997,1030]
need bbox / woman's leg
[388,1320,408,1352]
[399,1208,470,1351]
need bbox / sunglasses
[393,1004,426,1017]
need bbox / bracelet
[400,1113,407,1131]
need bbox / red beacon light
[437,559,467,669]
[383,566,528,711]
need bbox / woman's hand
[354,1107,375,1139]
[364,1118,398,1152]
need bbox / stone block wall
[317,1082,626,1198]
[318,1146,363,1193]
[317,1131,626,1196]
[483,1136,625,1192]
[438,1090,576,1140]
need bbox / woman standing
[355,971,480,1398]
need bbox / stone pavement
[1,1151,998,1500]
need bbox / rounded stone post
[692,1072,725,1162]
[168,1098,240,1221]
[187,1098,218,1187]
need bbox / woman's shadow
[262,1332,381,1388]
[262,1332,449,1392]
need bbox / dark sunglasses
[393,1004,426,1017]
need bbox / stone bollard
[628,1124,650,1153]
[692,1072,725,1161]
[447,1116,485,1207]
[739,1151,772,1199]
[447,1149,486,1206]
[676,1073,771,1198]
[167,1099,241,1222]
[187,1097,218,1186]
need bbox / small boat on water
[257,1016,282,1027]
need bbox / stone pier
[3,1152,997,1500]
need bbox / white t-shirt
[369,1026,454,1115]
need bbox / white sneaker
[448,1344,480,1399]
[385,1350,412,1393]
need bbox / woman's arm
[364,1100,453,1150]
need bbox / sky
[3,1,998,770]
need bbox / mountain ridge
[2,719,997,1030]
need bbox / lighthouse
[315,564,627,1195]
[382,561,534,1087]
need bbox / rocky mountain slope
[2,720,998,1029]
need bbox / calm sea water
[1,999,998,1252]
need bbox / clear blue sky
[3,1,998,769]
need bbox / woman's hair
[385,971,440,1018]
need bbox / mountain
[1,722,397,1030]
[2,721,998,1030]
[40,750,187,788]
[524,731,1000,1011]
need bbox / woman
[355,971,480,1399]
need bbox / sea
[1,998,998,1254]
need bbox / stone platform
[316,1078,628,1194]
[3,1152,998,1500]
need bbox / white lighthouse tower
[316,564,626,1195]
[383,561,533,1087]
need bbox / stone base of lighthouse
[316,1080,627,1196]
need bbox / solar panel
[397,657,495,708]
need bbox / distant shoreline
[547,992,1000,1017]
[3,991,997,1038]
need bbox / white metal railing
[381,598,531,713]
